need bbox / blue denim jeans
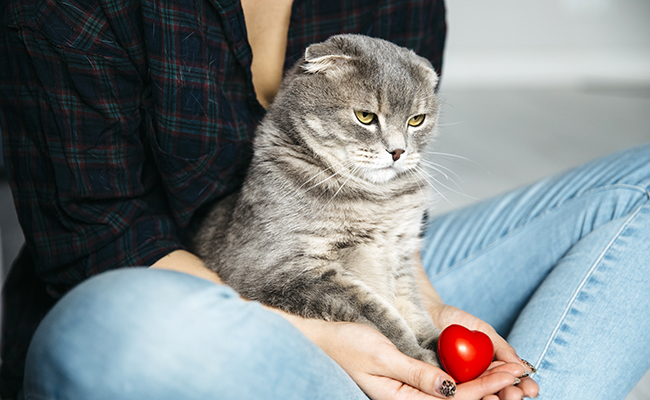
[23,144,650,400]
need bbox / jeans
[23,144,650,400]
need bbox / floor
[1,86,649,397]
[428,87,650,216]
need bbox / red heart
[437,324,494,383]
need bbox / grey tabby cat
[191,34,442,365]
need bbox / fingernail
[438,379,456,398]
[520,358,537,374]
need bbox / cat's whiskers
[423,150,488,173]
[408,169,424,192]
[409,167,428,189]
[420,166,468,200]
[412,166,453,206]
[322,164,360,209]
[419,159,464,190]
[300,160,355,195]
[297,159,350,191]
[415,165,479,202]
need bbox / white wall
[441,0,650,89]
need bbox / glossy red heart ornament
[437,324,494,383]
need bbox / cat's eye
[408,115,426,127]
[355,110,376,125]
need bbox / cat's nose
[388,149,405,161]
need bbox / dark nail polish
[520,359,537,374]
[439,380,456,397]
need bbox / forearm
[151,249,224,285]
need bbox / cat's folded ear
[409,51,439,88]
[302,40,354,75]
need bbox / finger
[355,374,454,400]
[492,337,521,365]
[515,376,539,399]
[493,341,538,379]
[374,350,457,398]
[496,384,525,400]
[494,375,539,400]
[482,326,533,378]
[486,363,539,399]
[480,361,526,380]
[518,358,538,377]
[456,371,519,399]
[485,361,506,370]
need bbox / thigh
[420,143,650,335]
[508,204,650,400]
[24,268,367,400]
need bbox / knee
[23,268,241,399]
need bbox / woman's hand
[428,304,539,399]
[274,310,523,400]
[157,250,537,399]
[414,253,539,399]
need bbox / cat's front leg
[393,267,442,365]
[352,292,439,365]
[252,266,438,364]
[325,274,439,365]
[395,293,441,355]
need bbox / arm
[271,301,526,400]
[1,0,253,294]
[151,250,223,285]
[149,249,522,399]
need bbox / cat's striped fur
[191,34,442,364]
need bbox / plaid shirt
[0,0,446,396]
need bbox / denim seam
[529,183,649,228]
[428,184,650,281]
[533,205,644,370]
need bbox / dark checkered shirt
[0,0,446,396]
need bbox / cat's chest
[337,209,422,299]
[319,196,424,278]
[323,194,423,242]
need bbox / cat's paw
[419,332,440,353]
[410,348,441,368]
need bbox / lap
[24,268,366,400]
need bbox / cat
[191,34,442,365]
